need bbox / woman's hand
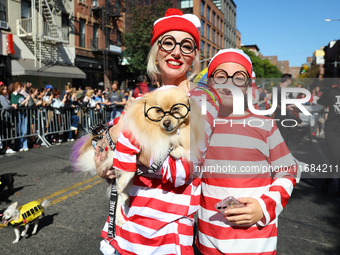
[223,197,264,226]
[94,145,116,180]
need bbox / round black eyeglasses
[144,101,190,122]
[158,35,197,54]
[210,69,250,87]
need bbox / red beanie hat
[208,49,253,79]
[151,8,200,50]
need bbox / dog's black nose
[163,120,171,128]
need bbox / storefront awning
[11,59,86,79]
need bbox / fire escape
[16,0,68,67]
[91,0,123,84]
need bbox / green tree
[241,48,282,78]
[123,1,177,75]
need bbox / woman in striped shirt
[196,49,297,255]
[95,9,219,255]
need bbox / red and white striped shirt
[196,113,297,255]
[101,86,219,255]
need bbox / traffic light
[6,33,15,55]
[301,65,308,73]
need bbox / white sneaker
[70,126,78,131]
[67,138,74,142]
[23,148,29,151]
[19,148,24,152]
[6,148,16,154]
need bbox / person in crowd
[93,88,105,110]
[123,89,132,101]
[94,8,219,255]
[61,83,73,99]
[28,87,43,107]
[10,82,30,151]
[258,86,267,110]
[0,85,16,154]
[20,80,30,98]
[49,89,67,145]
[83,89,96,108]
[318,81,340,199]
[274,73,294,144]
[43,84,53,103]
[132,74,150,98]
[196,48,297,255]
[104,81,126,122]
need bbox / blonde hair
[85,89,94,97]
[146,36,200,84]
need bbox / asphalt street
[0,136,339,255]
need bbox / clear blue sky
[236,0,340,67]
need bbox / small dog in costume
[1,200,49,243]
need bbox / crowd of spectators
[0,77,155,154]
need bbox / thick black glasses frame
[158,35,197,54]
[210,69,250,87]
[144,101,191,122]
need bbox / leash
[89,124,173,240]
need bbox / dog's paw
[12,239,19,244]
[116,217,126,228]
[170,148,183,159]
[21,232,27,237]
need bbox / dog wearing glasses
[71,86,204,227]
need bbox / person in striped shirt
[95,9,220,255]
[196,49,297,255]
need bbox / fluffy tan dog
[72,86,204,227]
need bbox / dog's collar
[90,124,116,151]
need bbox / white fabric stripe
[198,230,277,253]
[126,206,189,223]
[268,128,284,149]
[271,152,296,168]
[201,182,270,201]
[257,197,270,226]
[179,234,194,246]
[119,132,140,152]
[174,159,186,187]
[114,151,136,167]
[116,235,181,255]
[209,133,268,155]
[127,184,192,205]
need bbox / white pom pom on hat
[208,48,253,79]
[151,8,201,49]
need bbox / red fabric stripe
[269,185,291,209]
[198,218,277,240]
[129,196,190,217]
[269,143,290,162]
[260,193,277,223]
[113,158,136,172]
[202,176,272,188]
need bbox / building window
[201,20,204,36]
[92,23,99,49]
[212,11,215,26]
[62,12,70,40]
[217,16,219,29]
[206,44,210,58]
[201,1,205,16]
[79,19,86,48]
[207,5,210,21]
[200,40,205,57]
[212,47,215,55]
[21,0,31,19]
[181,0,193,9]
[0,0,6,21]
[206,24,210,40]
[212,29,215,44]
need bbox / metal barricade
[0,105,110,149]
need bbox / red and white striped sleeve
[112,131,140,172]
[257,124,297,226]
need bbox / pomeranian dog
[1,200,49,243]
[71,86,204,227]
